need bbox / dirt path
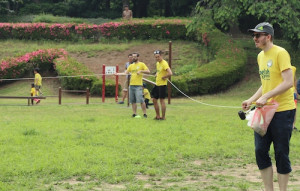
[70,44,169,73]
[70,44,170,85]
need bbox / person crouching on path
[242,22,295,191]
[115,53,150,118]
[152,50,172,120]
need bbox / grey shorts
[129,85,144,104]
[35,85,41,90]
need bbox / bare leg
[153,98,160,118]
[141,102,147,115]
[278,173,289,191]
[160,98,166,119]
[260,166,274,191]
[122,90,127,102]
[132,103,137,115]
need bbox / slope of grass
[1,39,300,190]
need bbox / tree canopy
[195,0,300,49]
[0,0,198,18]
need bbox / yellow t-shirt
[143,88,151,99]
[291,66,296,92]
[127,62,148,86]
[258,45,295,112]
[31,87,37,96]
[156,59,170,86]
[35,73,42,86]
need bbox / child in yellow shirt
[31,83,40,104]
[143,83,153,109]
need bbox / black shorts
[151,85,167,99]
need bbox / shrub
[0,19,190,41]
[33,14,87,24]
[90,79,121,97]
[0,49,67,80]
[53,56,96,90]
[0,49,120,96]
[172,32,246,96]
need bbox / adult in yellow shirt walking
[115,53,150,118]
[242,22,295,191]
[152,50,172,120]
[34,68,43,96]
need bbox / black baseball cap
[248,22,274,36]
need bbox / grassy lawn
[1,39,300,190]
[0,78,300,191]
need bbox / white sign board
[105,66,116,75]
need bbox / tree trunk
[105,0,110,10]
[164,0,172,17]
[132,0,149,18]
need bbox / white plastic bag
[246,100,279,136]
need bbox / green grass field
[1,39,300,190]
[1,77,300,191]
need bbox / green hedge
[171,29,247,96]
[0,18,247,96]
[0,19,190,41]
[0,49,121,96]
[54,56,121,96]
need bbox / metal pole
[115,65,119,102]
[168,41,172,104]
[102,64,105,103]
[59,87,62,105]
[86,88,89,104]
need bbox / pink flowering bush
[0,19,190,41]
[0,49,67,80]
[0,48,120,94]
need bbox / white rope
[0,72,240,109]
[144,73,240,109]
[166,79,240,109]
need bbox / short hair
[128,53,132,57]
[31,83,35,87]
[154,50,162,55]
[34,68,40,73]
[124,5,129,8]
[132,52,139,57]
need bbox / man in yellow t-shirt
[151,50,172,120]
[34,67,43,96]
[115,53,150,118]
[242,22,295,190]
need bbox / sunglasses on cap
[154,50,161,54]
[252,33,269,38]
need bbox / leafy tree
[0,0,23,13]
[196,0,300,49]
